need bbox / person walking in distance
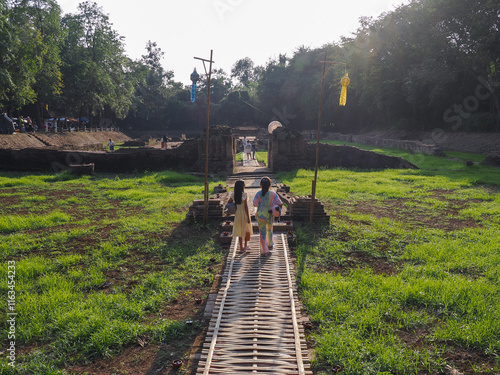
[253,177,282,256]
[228,180,252,252]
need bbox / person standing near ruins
[108,139,115,151]
[241,136,249,160]
[244,143,252,160]
[161,135,168,149]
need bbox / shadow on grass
[64,219,226,375]
[293,222,330,285]
[142,220,226,375]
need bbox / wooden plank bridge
[197,233,312,374]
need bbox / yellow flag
[339,73,350,106]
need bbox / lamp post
[310,51,347,225]
[193,50,214,226]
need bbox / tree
[0,0,14,106]
[197,68,232,104]
[125,41,176,129]
[60,1,133,124]
[138,41,172,121]
[430,0,500,130]
[337,0,500,132]
[256,55,290,125]
[8,0,64,124]
[3,0,43,112]
[231,57,255,88]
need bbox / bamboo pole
[310,52,346,225]
[195,50,214,226]
[310,51,327,226]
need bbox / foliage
[16,0,64,122]
[59,1,133,124]
[1,0,499,132]
[231,57,256,88]
[124,41,175,129]
[0,0,14,103]
[2,0,64,113]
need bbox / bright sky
[58,0,402,86]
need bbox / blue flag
[191,83,197,103]
[190,68,200,103]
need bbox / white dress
[231,192,252,238]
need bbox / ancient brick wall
[193,125,234,175]
[270,127,417,172]
[0,126,235,174]
[0,141,199,173]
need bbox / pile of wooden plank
[186,199,223,223]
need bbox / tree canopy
[1,0,498,133]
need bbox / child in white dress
[228,180,252,252]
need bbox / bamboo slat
[196,233,311,375]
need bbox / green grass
[235,151,268,166]
[322,139,500,186]
[255,151,268,165]
[1,144,499,374]
[0,170,224,374]
[0,212,71,233]
[279,142,500,375]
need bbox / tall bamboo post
[310,52,347,225]
[194,50,214,226]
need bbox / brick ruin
[194,125,235,175]
[0,127,233,174]
[269,127,417,172]
[0,125,418,174]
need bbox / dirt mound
[36,131,131,148]
[0,134,46,149]
[0,131,131,150]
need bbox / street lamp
[310,51,348,225]
[193,50,214,226]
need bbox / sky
[58,0,402,86]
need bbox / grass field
[0,171,225,375]
[278,143,500,374]
[235,151,267,165]
[1,143,499,375]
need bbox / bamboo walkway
[196,233,312,374]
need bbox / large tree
[8,0,64,123]
[431,0,500,130]
[124,41,177,129]
[256,54,291,125]
[231,57,256,88]
[60,1,133,125]
[336,0,500,132]
[0,0,13,105]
